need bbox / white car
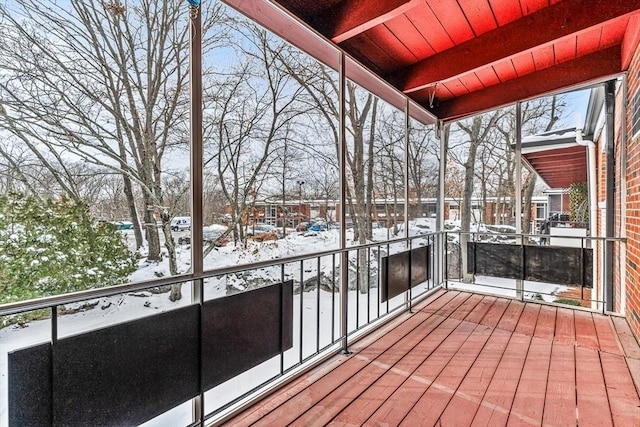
[170,217,191,231]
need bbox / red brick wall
[624,39,640,339]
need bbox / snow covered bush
[0,193,137,305]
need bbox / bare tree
[204,22,308,245]
[452,111,506,281]
[0,1,226,301]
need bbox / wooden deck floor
[225,290,640,427]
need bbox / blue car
[308,222,327,232]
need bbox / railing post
[515,101,524,301]
[444,232,449,289]
[340,251,350,354]
[338,51,350,354]
[188,0,204,423]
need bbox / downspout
[575,127,598,310]
[575,128,597,241]
[604,80,616,313]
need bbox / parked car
[109,220,133,230]
[177,228,225,245]
[246,224,283,239]
[308,222,327,232]
[171,217,191,231]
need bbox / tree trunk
[145,194,162,262]
[122,175,143,249]
[522,171,536,234]
[461,117,484,283]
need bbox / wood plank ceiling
[270,0,640,122]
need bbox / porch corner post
[437,120,447,287]
[188,1,204,424]
[515,102,523,300]
[339,52,350,354]
[404,99,411,310]
[605,79,616,312]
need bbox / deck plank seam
[283,292,474,425]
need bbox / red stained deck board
[465,296,498,325]
[514,303,541,336]
[553,307,575,345]
[592,315,624,356]
[366,298,489,425]
[227,292,640,427]
[329,298,482,424]
[542,341,577,427]
[507,337,552,426]
[533,304,556,340]
[575,346,614,427]
[479,296,510,328]
[318,308,468,424]
[293,305,466,425]
[496,299,525,332]
[470,333,531,426]
[400,318,496,426]
[449,293,485,321]
[600,352,640,425]
[574,310,600,350]
[247,295,454,426]
[438,328,512,426]
[611,316,640,359]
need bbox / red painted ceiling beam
[312,0,422,44]
[398,0,640,94]
[430,47,622,121]
[622,15,640,69]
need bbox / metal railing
[443,229,626,313]
[0,231,447,427]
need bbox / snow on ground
[448,276,570,302]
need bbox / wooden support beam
[313,0,421,44]
[430,47,622,121]
[398,0,640,93]
[622,14,640,70]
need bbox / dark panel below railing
[381,251,410,302]
[8,343,52,427]
[52,304,200,426]
[382,246,432,302]
[8,280,294,426]
[202,280,294,389]
[468,242,523,280]
[467,242,593,288]
[411,245,431,287]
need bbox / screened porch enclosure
[1,0,639,426]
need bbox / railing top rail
[0,231,444,317]
[450,230,626,243]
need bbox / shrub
[0,193,137,305]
